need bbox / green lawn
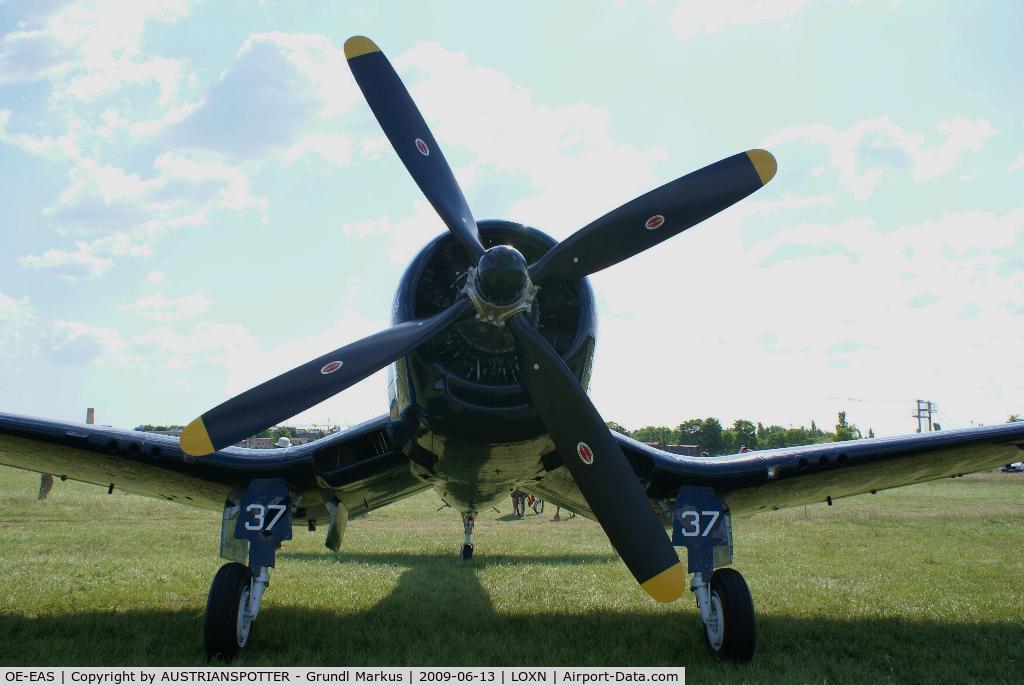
[1,465,1022,683]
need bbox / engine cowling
[388,220,596,446]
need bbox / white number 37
[678,510,720,537]
[244,503,288,531]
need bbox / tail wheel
[204,562,253,660]
[701,567,756,662]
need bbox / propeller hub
[462,246,539,327]
[477,246,528,305]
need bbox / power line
[824,396,914,404]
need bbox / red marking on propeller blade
[320,361,344,375]
[415,138,430,156]
[577,441,594,465]
[645,214,665,230]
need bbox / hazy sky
[1,0,1021,437]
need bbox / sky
[1,0,1021,438]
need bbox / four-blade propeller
[180,35,778,603]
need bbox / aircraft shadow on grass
[283,550,615,567]
[1,554,1021,680]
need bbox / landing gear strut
[674,486,756,662]
[461,511,476,560]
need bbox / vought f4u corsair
[2,36,1023,662]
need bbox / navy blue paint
[235,479,292,570]
[389,221,598,446]
[673,486,730,576]
[508,314,680,586]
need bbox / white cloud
[744,193,835,216]
[37,310,391,427]
[921,118,998,180]
[131,322,260,372]
[43,0,193,105]
[0,0,202,184]
[120,292,212,321]
[0,28,72,83]
[0,109,81,159]
[762,116,998,200]
[0,1,193,109]
[164,32,358,158]
[587,199,1023,434]
[215,312,391,427]
[343,201,447,265]
[19,233,152,280]
[43,318,259,372]
[45,319,131,366]
[364,43,668,236]
[145,270,166,285]
[149,152,268,212]
[0,291,34,356]
[23,152,265,278]
[284,133,353,166]
[670,0,809,41]
[1010,153,1024,172]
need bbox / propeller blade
[530,149,777,283]
[507,316,684,602]
[181,299,471,456]
[345,36,485,259]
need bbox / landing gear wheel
[460,544,474,561]
[700,567,756,662]
[204,562,253,660]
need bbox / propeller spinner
[180,35,778,603]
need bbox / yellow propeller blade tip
[345,36,380,60]
[640,562,685,603]
[747,149,777,185]
[180,416,215,457]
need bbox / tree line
[607,411,871,455]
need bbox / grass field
[1,465,1022,683]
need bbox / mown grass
[1,465,1022,683]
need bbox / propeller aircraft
[2,36,1022,663]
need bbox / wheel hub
[236,584,253,648]
[705,592,724,650]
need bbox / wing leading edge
[0,412,427,523]
[527,423,1024,520]
[636,423,1024,516]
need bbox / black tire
[460,544,474,561]
[700,567,756,662]
[532,499,544,514]
[204,562,253,660]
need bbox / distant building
[147,429,183,437]
[664,444,702,457]
[642,441,702,457]
[135,423,332,448]
[238,436,312,449]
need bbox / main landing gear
[206,479,292,660]
[691,567,756,661]
[460,511,476,560]
[204,563,270,660]
[674,486,756,662]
